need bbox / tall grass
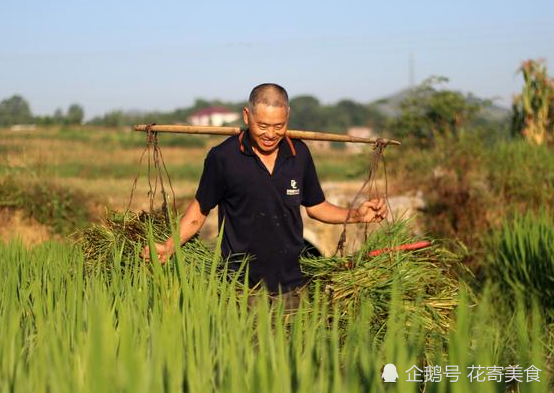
[486,141,554,209]
[0,233,550,392]
[486,210,554,320]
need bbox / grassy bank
[0,176,96,235]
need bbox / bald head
[248,83,289,113]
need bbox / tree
[390,77,487,145]
[328,99,369,131]
[0,95,33,126]
[288,95,324,130]
[66,103,85,125]
[365,104,387,130]
[53,108,65,124]
[102,110,125,128]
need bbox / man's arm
[305,199,387,224]
[142,198,207,263]
[298,142,387,224]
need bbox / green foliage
[159,134,207,148]
[78,214,468,342]
[79,210,176,271]
[486,210,554,320]
[66,103,85,125]
[511,59,554,145]
[301,219,471,339]
[389,77,490,145]
[389,136,554,267]
[84,95,387,133]
[312,150,367,180]
[0,95,33,126]
[0,236,550,392]
[289,95,326,129]
[389,134,494,251]
[28,103,85,127]
[486,141,554,208]
[0,176,93,235]
[38,160,203,181]
[288,96,384,134]
[90,109,127,127]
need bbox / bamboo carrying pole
[134,124,401,146]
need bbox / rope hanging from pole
[334,138,394,257]
[125,123,176,226]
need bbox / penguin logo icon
[382,363,399,382]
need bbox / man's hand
[140,199,208,264]
[305,198,388,224]
[356,198,388,223]
[141,242,174,264]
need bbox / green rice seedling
[300,219,472,341]
[76,211,470,349]
[486,209,554,320]
[78,210,170,270]
[78,212,469,341]
[0,237,552,392]
[486,141,554,210]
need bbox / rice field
[1,126,554,392]
[0,219,551,393]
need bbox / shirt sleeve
[195,149,228,214]
[301,146,326,207]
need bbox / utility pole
[409,52,415,88]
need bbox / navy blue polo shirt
[195,129,325,293]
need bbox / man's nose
[266,127,277,138]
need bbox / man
[143,83,387,296]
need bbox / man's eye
[275,125,283,130]
[259,124,267,129]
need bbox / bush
[388,136,554,273]
[0,176,94,235]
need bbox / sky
[1,0,553,119]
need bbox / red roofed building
[188,106,240,127]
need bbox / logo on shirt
[287,179,300,195]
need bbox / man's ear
[242,107,249,126]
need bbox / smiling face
[243,103,289,155]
